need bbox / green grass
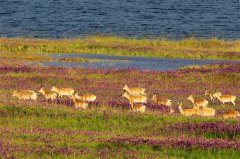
[0,105,239,158]
[0,105,237,138]
[0,36,240,60]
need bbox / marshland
[1,0,240,158]
[0,58,240,158]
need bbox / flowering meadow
[0,59,240,158]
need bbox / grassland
[0,59,240,158]
[0,36,240,61]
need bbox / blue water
[0,0,239,39]
[44,53,238,71]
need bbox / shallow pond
[44,53,238,71]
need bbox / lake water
[0,0,239,39]
[44,53,235,71]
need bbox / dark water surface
[45,53,237,71]
[0,0,239,39]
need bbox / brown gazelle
[71,95,88,109]
[122,92,147,103]
[39,88,57,101]
[204,90,222,101]
[75,93,96,102]
[178,103,200,116]
[215,92,237,106]
[51,86,74,98]
[197,107,216,117]
[151,94,173,114]
[151,94,172,106]
[187,95,208,108]
[123,84,146,96]
[129,102,146,113]
[223,110,240,119]
[13,90,37,101]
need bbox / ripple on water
[0,0,239,39]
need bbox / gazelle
[71,95,88,109]
[187,95,208,108]
[223,110,240,119]
[13,90,37,101]
[215,93,236,106]
[178,103,200,116]
[51,86,74,98]
[39,88,57,101]
[151,94,172,106]
[129,102,146,113]
[197,107,216,117]
[123,84,146,96]
[74,93,96,102]
[151,94,173,114]
[122,92,147,103]
[204,90,222,101]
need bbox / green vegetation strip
[0,36,240,60]
[0,105,240,158]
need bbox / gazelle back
[151,94,172,106]
[187,95,208,108]
[204,90,222,101]
[215,93,236,106]
[51,86,74,97]
[122,92,147,103]
[198,107,215,117]
[130,102,146,113]
[39,88,57,101]
[123,84,146,96]
[178,103,200,116]
[223,110,240,119]
[13,90,37,101]
[75,93,96,102]
[71,95,88,109]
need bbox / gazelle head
[166,100,173,107]
[39,88,44,94]
[13,90,18,97]
[204,90,210,95]
[215,92,222,97]
[75,94,85,101]
[187,95,194,101]
[123,84,128,90]
[151,94,157,101]
[51,86,57,92]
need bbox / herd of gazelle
[12,85,238,119]
[13,86,96,109]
